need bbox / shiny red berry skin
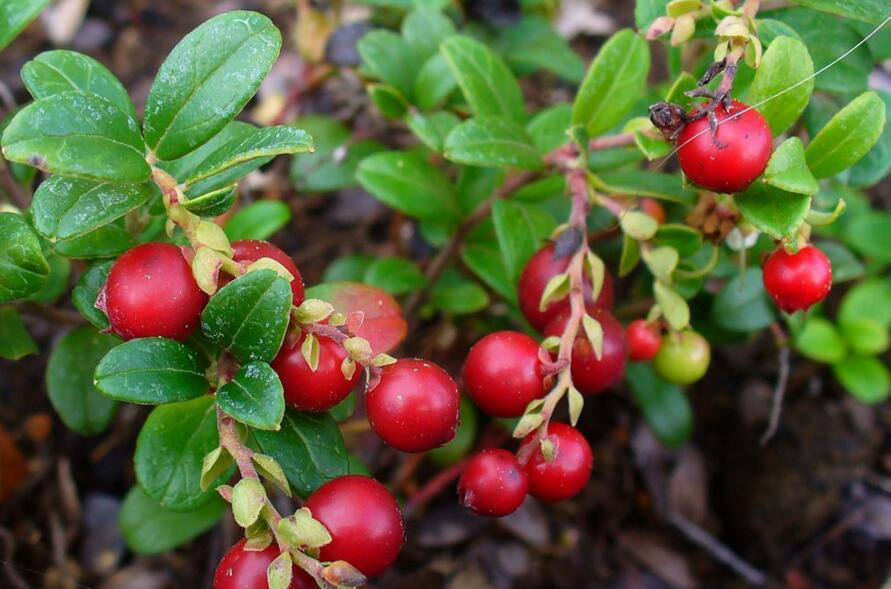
[518,244,614,332]
[522,422,593,502]
[227,240,305,305]
[462,331,546,418]
[271,332,360,412]
[762,245,832,313]
[213,538,315,589]
[626,320,662,362]
[367,359,460,453]
[458,449,528,517]
[304,475,404,578]
[100,242,206,341]
[544,306,627,395]
[677,99,772,193]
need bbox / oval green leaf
[71,260,113,329]
[735,181,811,240]
[120,486,225,555]
[143,11,282,160]
[0,212,49,302]
[0,307,37,360]
[832,355,890,404]
[217,361,285,431]
[356,151,460,221]
[763,137,819,196]
[444,116,543,170]
[805,91,886,179]
[223,200,292,241]
[747,35,814,135]
[94,337,210,404]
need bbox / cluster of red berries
[214,475,404,587]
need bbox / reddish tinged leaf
[306,282,407,354]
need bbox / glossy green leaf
[358,30,423,100]
[461,232,516,304]
[747,36,814,135]
[619,233,641,277]
[626,362,693,449]
[414,53,456,111]
[844,211,891,264]
[406,111,460,153]
[444,116,543,170]
[833,355,890,404]
[0,307,37,360]
[143,11,281,160]
[201,269,292,364]
[21,50,136,118]
[763,137,818,196]
[356,151,460,221]
[26,251,69,304]
[159,121,254,183]
[135,396,231,511]
[849,91,891,187]
[47,327,119,434]
[787,0,889,24]
[53,222,134,259]
[795,317,847,363]
[0,0,49,51]
[252,410,350,499]
[31,176,154,240]
[401,8,456,59]
[0,212,49,302]
[840,318,888,356]
[590,171,696,205]
[440,36,525,123]
[71,260,112,329]
[526,104,571,154]
[2,92,149,182]
[513,175,566,203]
[95,338,210,404]
[364,257,426,295]
[224,201,291,241]
[429,272,490,315]
[735,181,811,240]
[572,29,650,137]
[182,126,312,186]
[217,362,285,431]
[492,199,556,284]
[120,486,225,555]
[182,185,237,218]
[497,16,585,83]
[806,91,886,179]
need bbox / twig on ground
[760,323,791,446]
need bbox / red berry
[677,99,772,193]
[100,242,206,341]
[271,332,360,412]
[457,449,528,517]
[304,475,404,578]
[213,538,315,589]
[544,306,627,395]
[626,320,662,362]
[226,240,305,305]
[522,422,593,502]
[462,331,546,418]
[518,244,614,332]
[763,245,832,313]
[367,359,460,453]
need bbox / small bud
[266,551,293,589]
[247,257,294,281]
[200,446,234,491]
[341,357,357,381]
[276,508,333,549]
[252,453,292,498]
[328,312,347,326]
[232,478,267,528]
[195,221,233,256]
[584,251,606,301]
[540,336,561,351]
[671,13,696,46]
[582,314,604,360]
[343,337,373,363]
[646,15,675,40]
[217,484,233,502]
[568,386,584,427]
[192,247,223,296]
[372,353,397,367]
[321,560,367,587]
[539,438,556,462]
[538,273,570,312]
[294,299,334,324]
[666,0,702,18]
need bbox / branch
[760,322,791,446]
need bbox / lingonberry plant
[0,0,889,586]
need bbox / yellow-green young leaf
[277,507,332,549]
[232,478,267,528]
[444,116,543,170]
[541,336,561,351]
[795,317,847,363]
[372,353,397,367]
[252,453,292,497]
[585,252,606,300]
[654,280,689,330]
[513,412,544,438]
[572,29,650,137]
[621,211,659,240]
[440,36,526,123]
[763,137,819,196]
[667,0,702,17]
[642,246,679,283]
[192,247,224,296]
[200,447,234,492]
[21,50,136,118]
[539,437,556,462]
[143,11,282,160]
[806,91,886,179]
[343,337,373,363]
[244,527,274,551]
[294,299,334,324]
[247,258,294,281]
[2,92,149,183]
[620,233,641,277]
[671,14,696,46]
[840,318,888,356]
[301,333,320,372]
[341,357,357,381]
[539,272,570,312]
[196,221,233,256]
[581,316,603,362]
[266,551,293,589]
[568,386,584,426]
